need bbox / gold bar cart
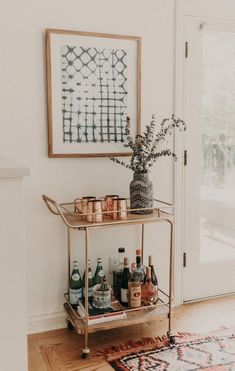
[42,194,175,359]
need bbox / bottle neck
[136,256,141,267]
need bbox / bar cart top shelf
[42,194,174,230]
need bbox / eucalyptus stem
[110,115,186,173]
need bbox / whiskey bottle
[128,262,141,308]
[120,257,130,306]
[93,258,105,285]
[141,266,158,306]
[69,260,82,308]
[148,255,158,290]
[82,259,94,301]
[136,249,145,283]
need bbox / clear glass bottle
[113,247,126,300]
[141,266,158,306]
[128,262,141,308]
[69,260,82,308]
[113,247,125,272]
[135,249,146,283]
[93,258,105,285]
[120,257,131,306]
[82,259,94,302]
[148,255,158,291]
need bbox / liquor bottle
[120,257,131,306]
[128,262,141,308]
[113,247,126,300]
[69,260,82,308]
[141,266,158,306]
[93,257,105,285]
[82,259,94,301]
[148,255,158,290]
[113,247,125,272]
[135,249,146,283]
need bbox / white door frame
[174,0,235,304]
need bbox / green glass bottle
[69,260,82,308]
[82,259,94,301]
[93,258,105,285]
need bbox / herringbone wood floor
[28,295,235,370]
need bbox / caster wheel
[67,320,73,331]
[169,335,176,344]
[81,348,90,359]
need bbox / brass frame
[42,194,175,355]
[46,28,141,158]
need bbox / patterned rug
[96,328,235,370]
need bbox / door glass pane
[201,30,235,262]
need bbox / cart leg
[167,219,175,345]
[81,227,90,359]
[81,328,90,359]
[141,223,145,263]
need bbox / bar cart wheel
[81,348,90,359]
[168,334,176,344]
[67,319,74,331]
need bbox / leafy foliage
[110,114,186,173]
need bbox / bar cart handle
[42,194,60,215]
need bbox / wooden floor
[28,294,235,371]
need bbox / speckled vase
[130,172,153,214]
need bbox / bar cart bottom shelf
[64,302,169,335]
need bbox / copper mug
[74,196,96,217]
[101,195,119,216]
[117,198,128,220]
[87,199,103,223]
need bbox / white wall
[0,160,29,371]
[0,0,176,332]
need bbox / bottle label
[121,288,128,303]
[82,287,93,297]
[130,286,141,307]
[98,270,104,277]
[69,288,82,304]
[72,273,80,281]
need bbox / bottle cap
[118,247,125,253]
[136,249,141,256]
[124,257,129,266]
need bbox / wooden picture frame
[46,29,141,158]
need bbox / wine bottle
[120,257,130,306]
[82,259,94,301]
[141,266,158,306]
[128,262,141,308]
[93,258,105,285]
[135,249,145,283]
[69,260,82,308]
[113,247,126,300]
[148,255,158,289]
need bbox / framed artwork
[46,29,141,157]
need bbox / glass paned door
[183,17,235,301]
[201,31,235,263]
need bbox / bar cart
[42,194,175,359]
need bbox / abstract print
[61,46,128,144]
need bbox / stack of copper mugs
[74,195,128,223]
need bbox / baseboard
[28,311,66,334]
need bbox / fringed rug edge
[94,326,235,362]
